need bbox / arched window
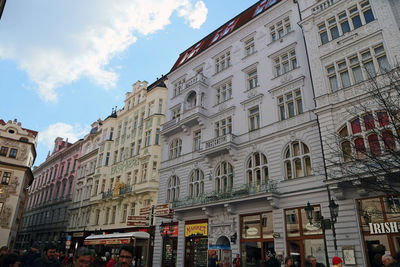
[167,176,180,202]
[186,91,197,110]
[247,152,268,187]
[284,141,311,179]
[189,169,204,198]
[215,161,233,193]
[169,139,182,159]
[338,111,396,161]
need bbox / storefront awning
[84,232,149,245]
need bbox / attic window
[8,130,15,134]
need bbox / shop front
[161,222,178,267]
[240,212,275,267]
[285,206,326,267]
[358,196,400,266]
[184,219,208,267]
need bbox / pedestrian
[72,247,91,267]
[0,246,9,265]
[106,254,116,267]
[332,256,343,267]
[233,253,240,267]
[382,254,397,267]
[305,256,325,267]
[284,257,293,267]
[114,246,134,267]
[32,243,61,267]
[21,242,40,267]
[264,251,280,267]
[208,253,218,267]
[1,253,21,267]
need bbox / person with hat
[264,251,280,267]
[21,243,40,267]
[332,256,343,267]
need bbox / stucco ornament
[0,206,12,227]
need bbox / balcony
[184,73,208,91]
[172,182,278,209]
[200,134,237,158]
[102,189,113,199]
[119,184,132,195]
[161,106,208,137]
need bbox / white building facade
[300,0,400,266]
[153,1,333,266]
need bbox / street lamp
[304,199,339,267]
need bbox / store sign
[140,207,152,216]
[127,216,148,227]
[73,232,84,237]
[155,204,173,217]
[162,224,179,237]
[185,223,208,237]
[369,222,399,234]
[246,227,259,236]
[84,238,131,245]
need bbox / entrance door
[185,237,208,267]
[162,237,177,267]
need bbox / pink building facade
[16,137,82,249]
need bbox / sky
[0,0,259,166]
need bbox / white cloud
[38,122,90,151]
[0,0,208,102]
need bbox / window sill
[244,85,260,93]
[213,98,233,108]
[267,30,295,47]
[271,66,300,81]
[212,65,232,77]
[242,50,258,61]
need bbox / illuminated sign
[185,223,208,237]
[246,227,259,236]
[253,0,278,17]
[369,222,399,234]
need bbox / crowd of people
[0,243,138,267]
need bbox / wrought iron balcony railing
[172,181,278,209]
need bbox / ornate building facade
[73,78,167,265]
[0,119,37,248]
[16,137,82,249]
[153,1,331,266]
[299,0,400,265]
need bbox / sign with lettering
[154,204,173,217]
[162,224,179,237]
[369,222,399,234]
[185,223,208,237]
[140,207,151,216]
[127,216,148,227]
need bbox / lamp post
[305,199,339,267]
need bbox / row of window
[22,207,68,228]
[167,144,312,202]
[98,129,160,167]
[92,202,148,226]
[0,146,18,159]
[319,0,374,45]
[339,111,399,161]
[27,179,73,209]
[32,157,77,191]
[327,43,389,92]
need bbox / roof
[147,75,168,92]
[0,0,6,20]
[170,0,280,73]
[0,119,38,137]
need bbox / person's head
[3,253,20,267]
[307,256,317,266]
[382,254,396,266]
[43,243,57,261]
[118,246,134,267]
[332,256,343,266]
[265,251,273,261]
[0,246,9,255]
[73,247,92,267]
[236,253,240,258]
[31,242,40,254]
[285,256,292,266]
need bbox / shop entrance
[184,236,208,267]
[162,237,177,267]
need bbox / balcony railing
[204,134,236,150]
[119,184,132,195]
[185,73,208,90]
[102,189,113,199]
[172,181,278,209]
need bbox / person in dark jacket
[32,243,61,267]
[263,251,280,267]
[21,242,40,267]
[1,253,21,267]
